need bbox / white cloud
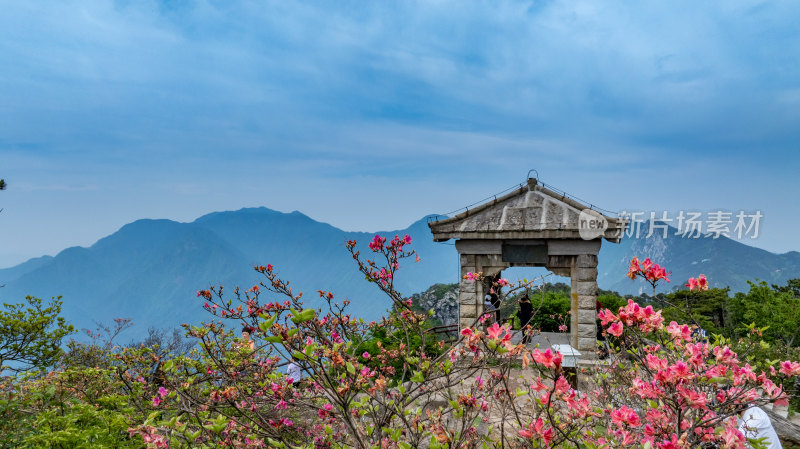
[2,0,800,265]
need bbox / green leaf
[145,411,160,425]
[266,438,285,448]
[162,360,174,372]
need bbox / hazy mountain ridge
[0,208,455,337]
[598,222,800,295]
[1,209,798,338]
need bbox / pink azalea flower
[666,321,692,344]
[627,257,641,280]
[598,308,619,326]
[697,274,708,289]
[487,322,503,340]
[532,348,563,369]
[686,274,709,291]
[611,405,642,428]
[607,321,624,337]
[519,418,554,444]
[779,360,800,376]
[368,235,386,251]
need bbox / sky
[1,0,800,268]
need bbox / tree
[662,287,732,336]
[0,296,74,373]
[772,278,800,298]
[730,281,800,347]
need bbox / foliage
[660,287,731,336]
[772,279,800,298]
[597,293,627,313]
[0,296,74,373]
[353,312,444,382]
[0,318,198,448]
[524,291,570,333]
[0,367,144,448]
[730,281,800,347]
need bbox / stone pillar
[459,254,478,330]
[458,252,509,331]
[571,254,598,359]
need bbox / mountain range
[597,222,800,295]
[1,207,798,339]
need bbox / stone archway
[429,178,626,359]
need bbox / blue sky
[1,0,800,267]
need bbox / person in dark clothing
[517,296,534,344]
[486,273,503,323]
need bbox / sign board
[501,243,548,265]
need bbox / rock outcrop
[410,283,459,326]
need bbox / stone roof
[428,179,625,243]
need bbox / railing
[426,324,459,343]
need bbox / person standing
[240,328,256,351]
[286,357,302,384]
[738,406,783,448]
[517,296,534,344]
[483,294,495,323]
[485,273,503,323]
